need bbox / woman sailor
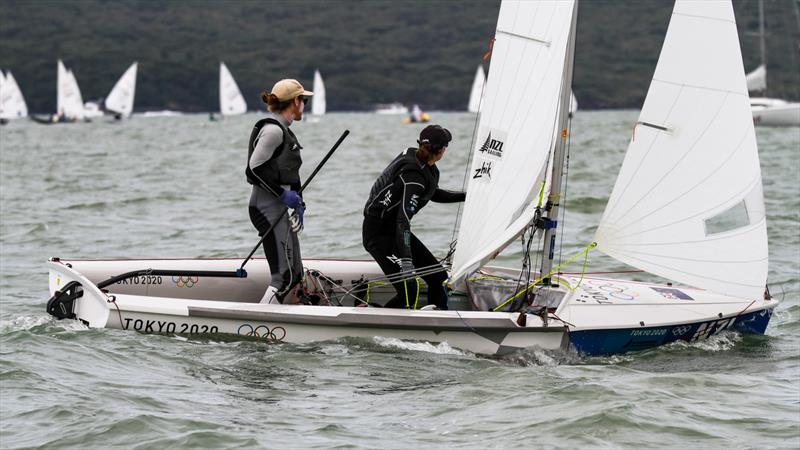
[246,79,312,304]
[362,125,465,309]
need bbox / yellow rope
[491,242,597,312]
[364,281,386,305]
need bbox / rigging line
[650,78,747,97]
[607,126,755,233]
[557,93,574,272]
[492,242,597,312]
[605,91,731,225]
[495,29,551,47]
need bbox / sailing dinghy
[467,65,485,113]
[311,69,326,116]
[219,62,247,117]
[46,0,777,356]
[0,70,28,123]
[104,62,138,118]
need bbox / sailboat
[0,70,28,123]
[32,60,89,123]
[104,62,138,119]
[45,0,777,356]
[218,62,247,117]
[467,65,485,113]
[311,69,326,116]
[744,0,800,126]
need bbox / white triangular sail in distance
[57,61,86,120]
[105,62,137,117]
[219,62,247,116]
[569,91,578,115]
[467,65,485,113]
[1,70,28,119]
[312,69,326,115]
[594,0,767,300]
[450,0,577,283]
[745,64,766,93]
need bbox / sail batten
[450,0,576,284]
[595,0,768,300]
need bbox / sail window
[704,200,750,235]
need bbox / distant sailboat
[311,69,326,116]
[57,61,87,121]
[219,62,247,116]
[744,0,800,126]
[467,65,485,113]
[105,62,138,118]
[0,70,28,122]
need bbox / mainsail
[219,62,247,116]
[467,65,485,113]
[0,71,28,119]
[312,69,326,115]
[105,62,137,117]
[594,0,768,300]
[57,61,86,120]
[450,0,577,283]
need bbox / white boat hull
[46,258,777,356]
[752,102,800,127]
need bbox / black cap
[418,125,452,149]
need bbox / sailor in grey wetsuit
[246,79,313,303]
[362,125,465,309]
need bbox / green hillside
[1,0,798,113]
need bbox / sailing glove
[280,190,303,209]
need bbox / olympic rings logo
[672,325,692,337]
[172,275,199,288]
[237,324,286,341]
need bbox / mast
[539,0,579,285]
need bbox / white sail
[57,61,86,120]
[1,70,28,119]
[745,64,766,92]
[0,71,5,118]
[312,69,326,115]
[450,0,577,283]
[594,0,767,300]
[219,62,247,116]
[569,91,578,115]
[105,62,137,117]
[467,65,485,113]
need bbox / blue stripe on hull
[568,308,774,356]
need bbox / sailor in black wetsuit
[363,125,465,309]
[247,79,313,304]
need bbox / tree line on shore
[1,0,798,113]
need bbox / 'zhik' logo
[473,161,492,179]
[479,133,504,158]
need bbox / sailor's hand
[280,190,302,209]
[287,208,303,234]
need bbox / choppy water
[1,111,798,449]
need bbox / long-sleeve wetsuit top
[364,149,465,259]
[248,116,300,196]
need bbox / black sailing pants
[362,216,448,309]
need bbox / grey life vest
[246,113,302,187]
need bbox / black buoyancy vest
[245,115,302,187]
[364,148,439,218]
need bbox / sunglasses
[300,96,309,105]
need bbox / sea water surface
[1,111,798,449]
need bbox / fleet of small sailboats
[0,70,28,123]
[46,0,779,356]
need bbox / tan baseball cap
[269,79,313,102]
